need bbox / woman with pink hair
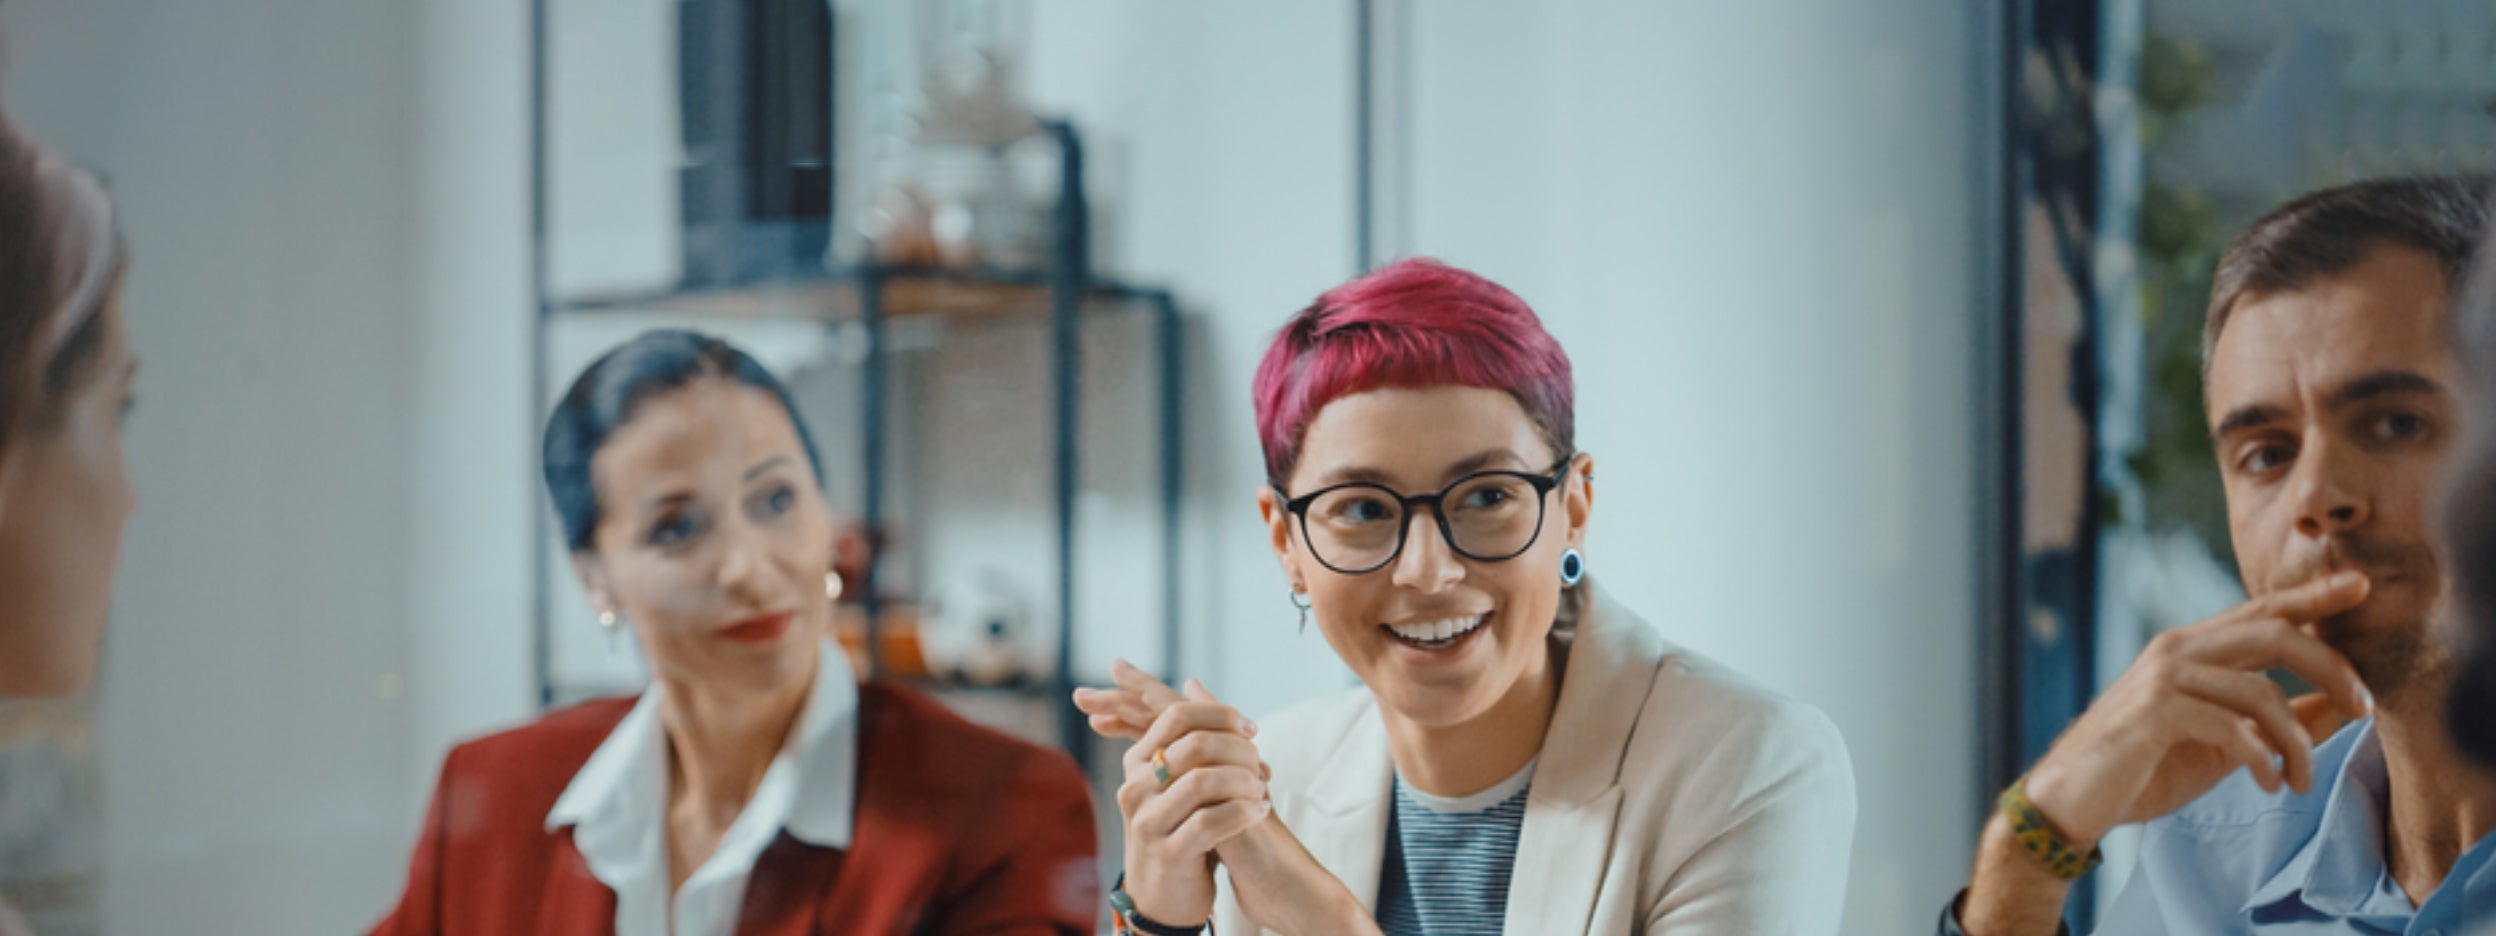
[1077,259,1856,934]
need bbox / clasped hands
[1074,661,1372,935]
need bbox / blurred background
[0,0,2486,933]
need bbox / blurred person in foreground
[2434,190,2496,933]
[1945,177,2496,935]
[368,330,1097,935]
[0,99,134,936]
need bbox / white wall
[401,0,539,822]
[1408,3,1988,930]
[1023,0,1366,715]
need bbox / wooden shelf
[550,266,1158,325]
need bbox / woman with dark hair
[1074,259,1856,935]
[0,107,133,936]
[369,330,1098,935]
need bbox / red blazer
[367,682,1100,935]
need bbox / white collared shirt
[546,640,859,936]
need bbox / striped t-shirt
[1374,759,1537,936]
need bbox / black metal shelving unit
[524,6,1183,765]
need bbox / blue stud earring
[1560,549,1585,586]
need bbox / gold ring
[1152,747,1172,787]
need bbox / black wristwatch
[1108,873,1211,936]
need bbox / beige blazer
[1212,584,1857,935]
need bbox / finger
[1260,760,1273,783]
[2171,695,2286,794]
[2184,617,2372,722]
[1113,659,1185,711]
[1164,730,1264,777]
[1165,798,1275,856]
[2246,571,2371,623]
[2289,692,2358,746]
[1180,678,1254,736]
[1115,755,1262,823]
[1116,766,1170,821]
[2266,628,2373,723]
[1070,686,1132,718]
[1118,696,1165,731]
[1132,765,1268,839]
[2175,665,2314,793]
[1070,685,1124,712]
[1074,686,1162,733]
[1088,712,1148,741]
[1125,702,1256,772]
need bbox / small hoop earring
[1289,589,1313,633]
[1560,549,1585,586]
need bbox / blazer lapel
[735,835,846,936]
[1505,788,1627,934]
[536,833,620,935]
[1288,703,1396,912]
[1503,584,1661,934]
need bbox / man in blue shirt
[1944,177,2496,935]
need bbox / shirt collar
[546,639,861,853]
[782,639,860,849]
[2242,720,2415,925]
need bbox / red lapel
[532,830,619,934]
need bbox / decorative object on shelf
[829,520,888,609]
[924,568,1031,688]
[860,0,1048,271]
[917,144,1047,270]
[861,184,942,267]
[835,603,929,680]
[675,0,835,286]
[912,0,1039,149]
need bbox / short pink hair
[1252,258,1575,483]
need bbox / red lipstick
[719,610,795,644]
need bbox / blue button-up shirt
[1942,720,2496,935]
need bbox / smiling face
[574,379,834,698]
[2208,245,2459,707]
[1261,385,1592,730]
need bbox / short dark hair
[542,329,826,552]
[2203,176,2494,373]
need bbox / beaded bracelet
[1998,777,2102,880]
[1108,873,1213,936]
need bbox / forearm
[1215,818,1380,936]
[1957,814,2076,936]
